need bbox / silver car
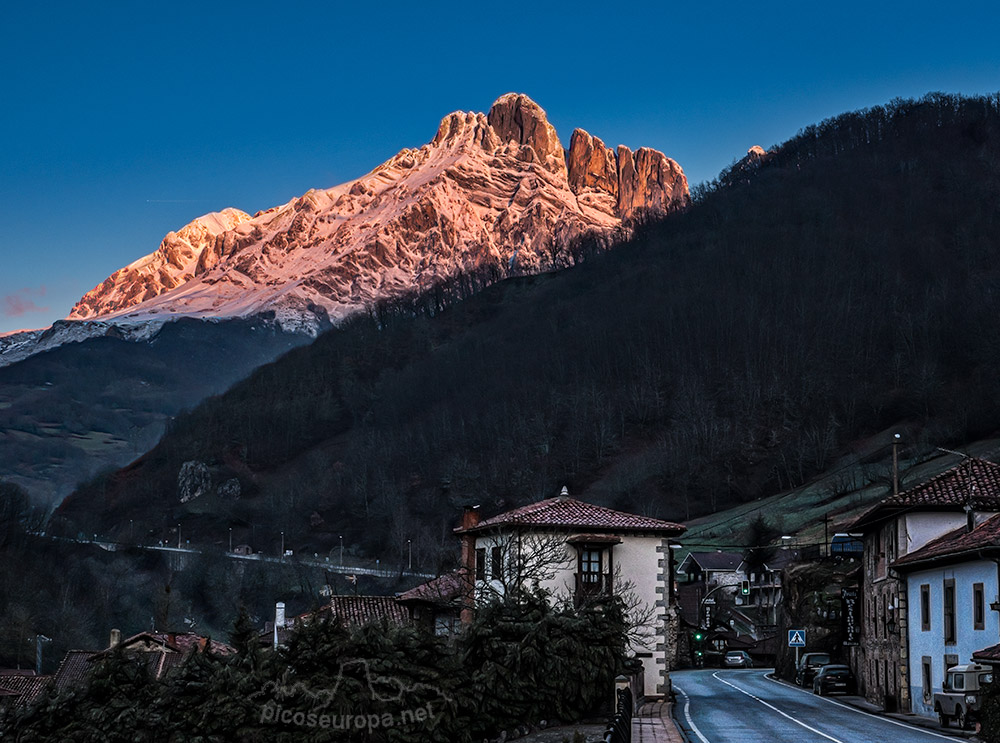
[724,650,754,668]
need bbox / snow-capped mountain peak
[63,94,689,336]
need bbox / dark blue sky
[2,0,998,333]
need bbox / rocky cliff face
[566,129,688,219]
[66,94,689,335]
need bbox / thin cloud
[2,287,48,318]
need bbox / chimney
[461,505,481,532]
[967,506,976,533]
[558,485,569,500]
[459,506,480,625]
[275,602,286,629]
[109,628,121,648]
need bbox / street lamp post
[407,539,412,571]
[229,527,233,553]
[339,536,344,566]
[177,524,181,549]
[129,519,134,543]
[281,531,285,559]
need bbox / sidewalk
[836,693,978,739]
[770,674,978,739]
[634,699,686,743]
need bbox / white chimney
[275,602,286,629]
[109,628,121,648]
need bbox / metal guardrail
[604,686,633,743]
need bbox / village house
[451,488,686,697]
[892,511,1000,720]
[849,457,1000,712]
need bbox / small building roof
[679,551,743,572]
[326,595,409,626]
[91,632,234,659]
[852,458,1000,532]
[397,571,466,606]
[892,512,1000,571]
[52,650,98,690]
[455,496,685,536]
[0,673,52,707]
[973,643,1000,664]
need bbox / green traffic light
[693,632,703,641]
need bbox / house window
[580,549,601,584]
[922,657,932,702]
[943,579,956,644]
[490,545,503,581]
[920,584,930,631]
[475,548,486,581]
[974,583,985,630]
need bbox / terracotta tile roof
[327,596,409,626]
[397,571,466,605]
[892,512,1000,569]
[455,496,686,535]
[53,650,98,690]
[92,632,234,659]
[0,674,52,707]
[852,458,1000,530]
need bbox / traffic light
[693,631,703,642]
[741,579,750,596]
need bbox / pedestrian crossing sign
[788,629,806,647]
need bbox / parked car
[724,651,754,668]
[812,664,856,695]
[795,652,832,686]
[934,663,993,730]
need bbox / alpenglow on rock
[68,94,689,334]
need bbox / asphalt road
[672,669,964,743]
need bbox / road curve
[672,669,965,743]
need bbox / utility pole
[892,433,901,496]
[35,635,50,675]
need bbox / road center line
[673,683,712,743]
[711,671,846,743]
[761,672,963,742]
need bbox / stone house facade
[849,457,1000,712]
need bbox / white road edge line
[673,683,712,743]
[762,671,964,742]
[711,671,847,743]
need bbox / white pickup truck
[933,663,993,729]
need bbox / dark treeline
[57,92,1000,573]
[0,481,406,674]
[6,593,627,742]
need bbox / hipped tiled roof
[456,496,685,535]
[852,458,1000,530]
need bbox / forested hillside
[56,92,1000,571]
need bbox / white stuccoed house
[453,488,686,697]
